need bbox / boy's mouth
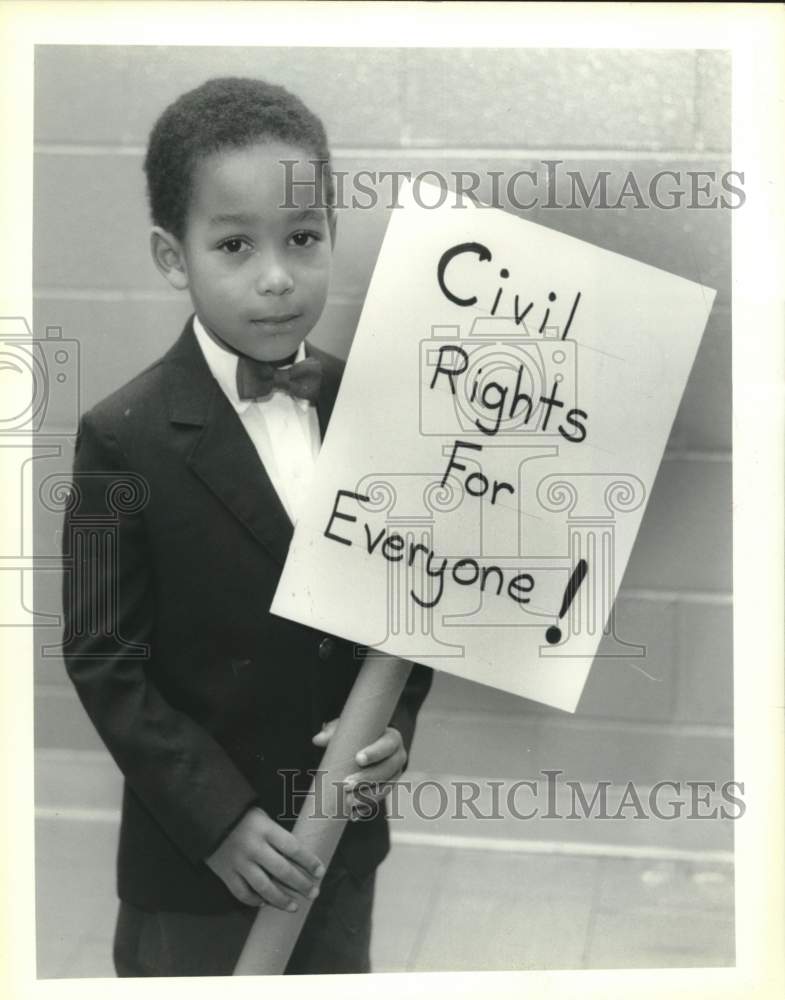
[251,313,301,326]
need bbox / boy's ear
[150,227,189,291]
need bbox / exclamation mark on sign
[546,559,588,645]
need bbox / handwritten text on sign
[272,182,715,711]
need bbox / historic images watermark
[277,769,746,824]
[281,159,746,212]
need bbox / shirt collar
[192,314,309,414]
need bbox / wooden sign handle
[233,652,413,975]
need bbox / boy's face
[174,141,332,362]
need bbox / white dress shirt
[192,315,320,525]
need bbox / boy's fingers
[311,717,339,746]
[269,827,326,879]
[347,748,407,787]
[229,874,264,909]
[258,846,321,899]
[242,865,298,912]
[345,767,398,792]
[355,727,402,767]
[346,778,395,804]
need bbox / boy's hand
[205,806,325,910]
[312,719,407,816]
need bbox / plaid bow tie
[236,355,322,403]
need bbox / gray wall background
[33,46,732,791]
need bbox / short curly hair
[144,76,334,240]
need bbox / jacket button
[318,636,335,661]
[230,658,252,676]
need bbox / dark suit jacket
[61,317,433,913]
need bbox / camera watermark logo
[420,315,579,440]
[0,317,80,436]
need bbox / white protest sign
[273,182,715,712]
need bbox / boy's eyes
[217,237,252,254]
[215,231,324,254]
[289,230,323,248]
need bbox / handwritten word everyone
[324,489,535,610]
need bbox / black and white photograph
[0,2,783,997]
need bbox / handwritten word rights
[429,345,588,441]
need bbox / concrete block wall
[33,46,732,787]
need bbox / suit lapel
[189,395,294,566]
[164,320,293,567]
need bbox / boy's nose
[255,252,294,296]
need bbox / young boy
[61,76,432,977]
